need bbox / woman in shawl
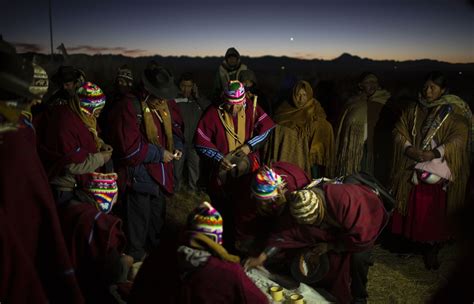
[390,71,472,270]
[273,80,335,178]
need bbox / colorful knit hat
[77,82,106,115]
[116,65,133,86]
[252,166,287,215]
[223,80,246,105]
[29,63,49,97]
[290,189,325,225]
[188,202,224,245]
[84,172,118,214]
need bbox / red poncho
[0,121,84,303]
[106,93,184,195]
[267,184,389,303]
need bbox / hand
[310,242,329,256]
[173,149,183,160]
[163,150,175,163]
[101,143,113,153]
[120,254,134,269]
[235,144,251,157]
[243,253,268,271]
[219,158,234,171]
[100,151,113,163]
[405,146,423,161]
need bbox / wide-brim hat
[51,66,81,86]
[142,66,178,100]
[291,251,330,284]
[0,39,37,100]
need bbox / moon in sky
[290,37,294,41]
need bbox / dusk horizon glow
[2,0,473,63]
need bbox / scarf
[218,106,246,153]
[420,94,473,156]
[188,232,240,263]
[142,97,174,151]
[274,81,334,167]
[68,96,103,150]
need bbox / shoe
[423,245,441,270]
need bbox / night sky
[2,0,473,62]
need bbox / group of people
[1,41,472,304]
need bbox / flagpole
[49,0,54,60]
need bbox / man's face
[179,80,194,98]
[243,80,254,98]
[359,77,379,97]
[63,81,76,96]
[223,103,243,116]
[117,78,132,95]
[226,56,238,68]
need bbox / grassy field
[166,190,457,303]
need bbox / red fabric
[391,183,450,242]
[177,257,268,304]
[129,237,268,304]
[266,184,388,303]
[234,162,310,245]
[195,98,274,190]
[58,202,126,302]
[36,105,99,185]
[106,94,184,195]
[0,211,48,304]
[323,184,389,252]
[58,202,127,269]
[0,126,84,303]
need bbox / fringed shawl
[391,94,470,215]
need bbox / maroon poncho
[36,105,99,185]
[194,98,274,190]
[0,121,84,303]
[0,211,48,304]
[58,202,127,301]
[106,93,184,195]
[267,184,389,303]
[234,162,311,246]
[129,237,268,304]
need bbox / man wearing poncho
[333,73,392,181]
[245,178,389,303]
[129,202,268,304]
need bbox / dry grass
[367,244,457,303]
[166,190,458,303]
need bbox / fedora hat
[142,65,178,99]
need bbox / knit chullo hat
[84,172,118,214]
[116,65,133,86]
[30,63,49,97]
[290,189,325,225]
[77,82,106,115]
[223,80,246,105]
[252,166,287,214]
[187,202,224,245]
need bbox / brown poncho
[273,81,334,170]
[391,94,470,215]
[333,89,391,176]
